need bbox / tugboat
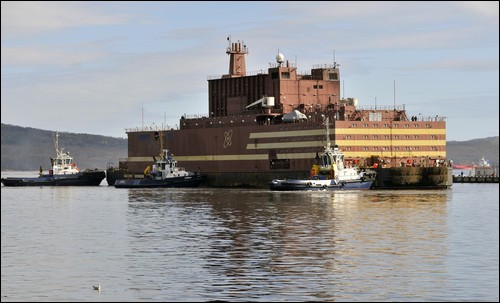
[1,132,105,186]
[269,117,376,191]
[113,149,204,188]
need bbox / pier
[453,176,499,183]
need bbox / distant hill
[1,124,127,171]
[1,123,498,171]
[447,136,499,166]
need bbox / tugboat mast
[324,116,332,152]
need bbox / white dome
[276,53,285,64]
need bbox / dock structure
[453,176,499,183]
[452,160,498,183]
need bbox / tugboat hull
[1,170,106,187]
[114,174,204,188]
[269,179,373,191]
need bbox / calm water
[1,172,498,301]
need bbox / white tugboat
[114,149,204,188]
[269,117,376,191]
[1,132,105,186]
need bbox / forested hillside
[1,124,127,171]
[1,123,498,171]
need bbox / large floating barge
[107,38,452,189]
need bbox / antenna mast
[393,80,396,110]
[342,80,345,100]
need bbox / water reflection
[326,191,449,300]
[124,188,450,300]
[2,176,496,301]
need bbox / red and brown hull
[110,118,451,188]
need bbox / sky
[1,1,499,141]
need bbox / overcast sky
[2,1,498,141]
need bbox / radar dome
[276,53,285,64]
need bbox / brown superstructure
[108,39,452,188]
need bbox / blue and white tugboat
[269,117,376,191]
[1,132,105,186]
[114,149,204,188]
